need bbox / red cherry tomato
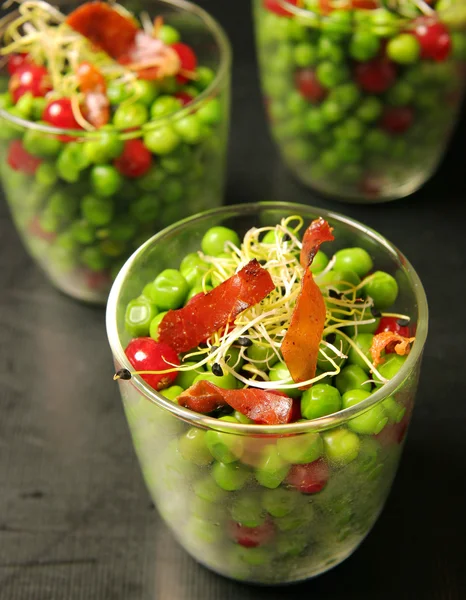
[227,519,275,548]
[354,58,397,94]
[295,68,327,103]
[9,63,52,103]
[413,17,451,62]
[114,139,152,178]
[263,0,298,17]
[375,413,410,447]
[125,337,180,391]
[7,139,42,175]
[285,458,329,494]
[42,98,83,141]
[380,107,414,134]
[171,43,197,84]
[376,316,410,337]
[7,53,30,75]
[174,91,193,106]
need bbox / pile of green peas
[121,222,414,583]
[0,22,228,303]
[254,0,466,201]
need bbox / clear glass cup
[253,0,466,203]
[106,202,428,584]
[0,0,231,303]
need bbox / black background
[1,1,466,598]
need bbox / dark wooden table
[1,1,465,598]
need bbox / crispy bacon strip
[66,2,138,60]
[76,62,109,127]
[158,259,275,353]
[178,380,294,425]
[281,218,334,388]
[370,331,415,368]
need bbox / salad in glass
[107,203,428,584]
[0,0,230,302]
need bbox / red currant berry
[114,139,152,178]
[42,98,83,140]
[413,17,451,62]
[285,459,329,494]
[171,43,197,84]
[376,316,410,338]
[380,107,414,134]
[295,68,327,103]
[174,91,193,106]
[9,63,52,103]
[354,58,397,94]
[7,139,42,175]
[125,337,179,391]
[7,53,30,75]
[228,519,275,548]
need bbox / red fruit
[228,519,275,548]
[263,0,298,17]
[171,43,197,84]
[125,337,179,391]
[375,413,410,447]
[354,58,397,94]
[28,215,56,243]
[376,316,410,338]
[359,173,384,197]
[114,139,152,178]
[42,98,83,140]
[174,91,193,106]
[413,17,451,62]
[286,459,329,494]
[380,107,414,134]
[9,63,52,103]
[295,68,327,103]
[7,53,30,75]
[84,269,111,291]
[7,140,42,174]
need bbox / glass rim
[106,201,429,436]
[0,0,232,138]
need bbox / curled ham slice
[178,380,294,425]
[281,218,334,388]
[118,31,180,80]
[370,331,415,368]
[158,259,275,353]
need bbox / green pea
[334,247,373,277]
[382,396,406,423]
[234,411,254,424]
[192,371,238,390]
[386,81,414,107]
[286,91,308,116]
[15,91,34,119]
[175,362,205,389]
[321,149,340,171]
[329,82,361,110]
[333,117,365,142]
[335,364,371,395]
[160,178,183,204]
[316,61,349,88]
[377,355,407,382]
[356,96,383,123]
[150,95,182,119]
[133,79,160,106]
[348,333,374,372]
[144,125,180,154]
[277,432,323,464]
[161,385,184,402]
[149,311,167,341]
[346,315,380,337]
[232,545,272,567]
[56,142,90,181]
[0,91,12,109]
[261,487,299,518]
[125,296,158,336]
[230,493,265,528]
[349,30,380,61]
[180,252,209,287]
[35,162,57,186]
[321,99,345,124]
[90,165,123,198]
[268,363,301,399]
[310,250,329,274]
[245,342,279,370]
[276,533,308,557]
[275,503,314,531]
[294,42,318,67]
[151,269,189,310]
[48,190,79,219]
[317,332,349,371]
[84,129,124,164]
[323,427,360,465]
[129,194,161,223]
[178,428,212,466]
[319,268,361,292]
[212,461,250,491]
[205,416,243,464]
[195,66,216,90]
[343,389,388,435]
[113,102,148,129]
[104,218,138,242]
[70,219,96,244]
[334,140,363,164]
[304,108,326,133]
[194,474,227,503]
[174,114,205,144]
[318,37,345,63]
[370,8,399,37]
[255,444,290,489]
[107,80,130,105]
[364,129,391,153]
[301,384,341,420]
[80,246,109,271]
[387,33,421,64]
[362,271,398,309]
[23,128,62,158]
[201,226,240,256]
[81,194,114,226]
